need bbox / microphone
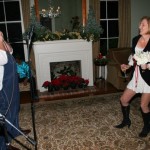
[30,25,34,38]
[28,25,35,46]
[10,41,26,44]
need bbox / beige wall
[30,0,150,41]
[131,0,150,40]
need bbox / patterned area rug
[11,93,150,150]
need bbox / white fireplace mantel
[33,39,94,92]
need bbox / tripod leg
[3,124,11,149]
[0,116,10,149]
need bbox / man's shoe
[20,129,31,135]
[7,144,20,150]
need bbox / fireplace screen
[50,60,81,80]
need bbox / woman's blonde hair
[140,16,150,34]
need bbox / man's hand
[0,35,4,42]
[23,78,28,86]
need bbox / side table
[95,64,107,81]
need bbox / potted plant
[80,7,103,42]
[94,53,109,66]
[42,75,89,92]
[42,66,89,92]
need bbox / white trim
[100,0,118,50]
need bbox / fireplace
[50,60,81,79]
[33,40,94,92]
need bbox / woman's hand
[141,64,147,70]
[147,64,150,70]
[120,64,130,72]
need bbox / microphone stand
[0,113,36,148]
[25,26,38,150]
[26,26,38,100]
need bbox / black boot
[115,105,131,128]
[139,109,150,137]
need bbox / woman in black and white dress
[115,16,150,138]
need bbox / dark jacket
[131,35,150,86]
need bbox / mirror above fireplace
[34,0,87,32]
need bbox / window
[0,0,24,59]
[100,0,118,55]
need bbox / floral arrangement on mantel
[94,53,109,66]
[23,7,103,42]
[42,75,89,92]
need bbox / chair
[106,47,132,90]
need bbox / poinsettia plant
[42,75,89,92]
[42,81,51,88]
[94,53,108,66]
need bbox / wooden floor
[20,80,122,104]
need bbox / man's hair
[14,54,23,60]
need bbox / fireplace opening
[50,60,81,80]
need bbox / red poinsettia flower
[95,53,108,66]
[42,75,89,91]
[42,81,51,88]
[51,78,62,87]
[84,79,89,85]
[97,53,103,59]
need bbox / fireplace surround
[33,39,94,92]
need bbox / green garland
[23,6,103,42]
